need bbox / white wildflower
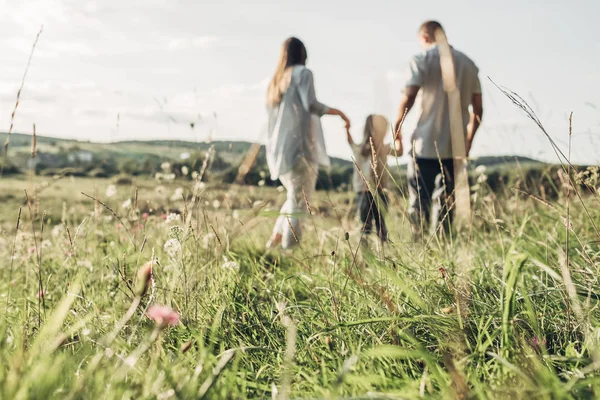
[164,173,176,181]
[259,171,266,179]
[191,171,199,180]
[212,200,221,209]
[170,187,184,202]
[161,162,171,172]
[166,213,181,224]
[194,181,206,191]
[477,174,488,183]
[105,184,117,198]
[121,199,132,209]
[222,257,239,271]
[41,240,52,249]
[181,166,189,176]
[475,165,487,175]
[258,180,265,187]
[164,238,182,257]
[232,210,240,219]
[51,224,63,238]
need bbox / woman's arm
[325,108,351,130]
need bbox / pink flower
[37,290,47,298]
[531,336,547,348]
[146,305,180,327]
[142,212,149,220]
[160,213,167,221]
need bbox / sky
[1,0,599,164]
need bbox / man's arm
[466,93,483,157]
[393,85,420,156]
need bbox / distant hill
[1,132,552,190]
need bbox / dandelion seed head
[105,184,117,198]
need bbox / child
[346,114,402,242]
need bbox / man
[394,20,483,238]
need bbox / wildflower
[142,212,149,220]
[36,290,47,299]
[531,336,547,348]
[170,187,184,202]
[105,184,117,198]
[135,261,153,297]
[475,165,487,175]
[232,210,240,219]
[258,180,265,187]
[164,173,176,181]
[194,181,206,191]
[164,238,182,257]
[181,166,189,176]
[41,239,52,249]
[121,199,132,209]
[146,305,180,327]
[51,224,63,238]
[222,257,239,270]
[212,200,221,209]
[160,162,171,172]
[165,213,180,224]
[191,171,199,180]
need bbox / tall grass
[0,162,599,399]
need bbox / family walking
[264,20,483,250]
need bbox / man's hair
[419,20,443,39]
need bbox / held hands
[340,112,351,130]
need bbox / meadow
[0,156,599,399]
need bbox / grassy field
[1,167,600,399]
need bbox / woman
[265,37,350,249]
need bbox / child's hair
[361,114,389,189]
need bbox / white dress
[265,65,330,249]
[266,65,330,181]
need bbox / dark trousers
[357,189,388,241]
[407,158,455,237]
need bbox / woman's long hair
[266,37,307,107]
[361,115,389,189]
